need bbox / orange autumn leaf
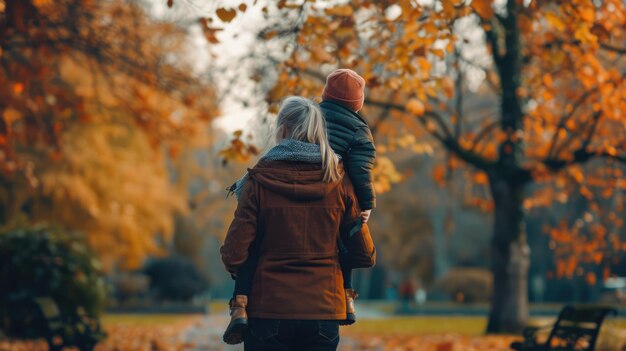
[216,7,237,22]
[433,164,446,186]
[12,83,24,95]
[406,98,425,116]
[471,0,493,19]
[474,172,489,185]
[578,5,595,22]
[325,5,353,17]
[431,48,445,59]
[586,272,597,285]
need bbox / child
[223,69,376,345]
[318,68,376,321]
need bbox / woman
[220,96,376,351]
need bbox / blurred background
[1,0,626,350]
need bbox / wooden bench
[510,305,618,351]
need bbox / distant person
[220,96,376,349]
[399,278,418,312]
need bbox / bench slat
[510,305,617,351]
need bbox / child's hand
[360,210,372,223]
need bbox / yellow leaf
[606,146,617,156]
[335,27,353,40]
[216,8,237,22]
[546,12,565,31]
[575,25,596,45]
[440,77,454,98]
[325,5,353,17]
[310,46,333,63]
[406,98,425,116]
[578,6,595,22]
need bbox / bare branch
[470,121,500,152]
[365,98,494,170]
[369,91,399,136]
[600,43,626,54]
[546,88,599,158]
[544,149,626,170]
[547,72,626,158]
[544,112,626,170]
[541,39,626,56]
[552,111,601,157]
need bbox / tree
[211,0,626,333]
[0,0,218,269]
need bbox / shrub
[143,256,209,302]
[0,225,106,347]
[434,267,493,303]
[110,272,150,303]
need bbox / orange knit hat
[322,69,366,112]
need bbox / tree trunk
[431,188,450,279]
[486,174,530,334]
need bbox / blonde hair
[276,96,341,183]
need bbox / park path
[181,308,383,351]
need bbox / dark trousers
[244,319,339,351]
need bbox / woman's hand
[360,209,372,223]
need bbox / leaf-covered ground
[1,313,625,351]
[0,315,199,351]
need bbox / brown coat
[220,160,376,320]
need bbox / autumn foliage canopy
[0,0,217,269]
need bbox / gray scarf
[228,139,336,199]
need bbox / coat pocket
[318,320,339,342]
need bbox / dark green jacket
[320,100,376,210]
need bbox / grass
[347,316,626,334]
[102,314,194,327]
[100,300,230,327]
[347,316,488,336]
[208,300,229,314]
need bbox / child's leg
[233,238,261,296]
[224,240,260,345]
[339,250,354,290]
[233,253,257,296]
[338,240,357,325]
